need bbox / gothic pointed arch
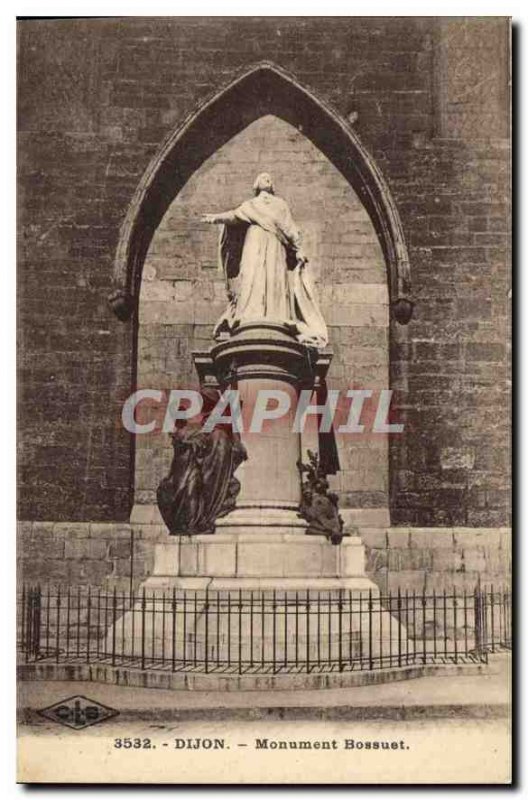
[109,61,412,324]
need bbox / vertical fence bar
[412,590,417,661]
[45,585,51,658]
[378,591,383,668]
[35,586,42,660]
[96,588,102,661]
[76,586,81,659]
[284,592,288,669]
[216,591,221,669]
[193,591,198,667]
[388,590,393,668]
[161,590,166,666]
[443,590,448,660]
[506,589,510,647]
[290,592,295,669]
[55,586,62,664]
[474,587,481,661]
[503,588,507,647]
[397,589,402,668]
[507,590,511,646]
[27,587,34,661]
[421,591,427,665]
[272,590,277,674]
[296,590,301,669]
[503,590,507,646]
[171,588,177,672]
[261,592,265,670]
[130,587,136,661]
[338,589,344,672]
[250,590,254,669]
[150,591,156,665]
[24,589,32,662]
[347,590,352,666]
[482,589,489,664]
[432,590,437,659]
[20,587,26,654]
[28,587,35,661]
[306,590,311,674]
[23,587,28,658]
[507,589,511,647]
[498,587,504,646]
[183,592,187,667]
[238,589,242,674]
[103,588,109,658]
[85,587,91,665]
[405,589,410,665]
[502,590,507,647]
[30,587,37,661]
[121,590,126,663]
[453,589,458,664]
[111,587,117,667]
[328,590,334,668]
[141,588,146,671]
[205,587,209,674]
[359,592,363,669]
[295,591,300,669]
[490,585,495,653]
[227,592,231,669]
[65,587,71,660]
[463,589,468,657]
[368,589,373,671]
[30,587,39,662]
[317,591,321,669]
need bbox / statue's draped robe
[213,192,328,348]
[157,422,247,535]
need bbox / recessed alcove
[135,114,390,521]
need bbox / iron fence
[18,585,511,675]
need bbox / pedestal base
[107,533,405,672]
[143,532,366,586]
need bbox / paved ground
[18,653,511,720]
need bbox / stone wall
[17,522,511,594]
[362,527,511,594]
[18,17,510,527]
[17,522,152,592]
[137,114,389,510]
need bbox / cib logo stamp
[38,695,118,730]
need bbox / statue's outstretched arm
[202,210,239,225]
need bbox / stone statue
[157,391,248,535]
[297,450,345,545]
[203,172,328,349]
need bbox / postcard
[17,15,511,784]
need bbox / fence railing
[18,585,511,675]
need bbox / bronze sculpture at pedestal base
[157,419,247,536]
[298,450,345,545]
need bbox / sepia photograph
[15,14,512,785]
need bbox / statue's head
[253,172,275,195]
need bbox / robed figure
[157,390,248,535]
[203,173,339,474]
[203,172,328,349]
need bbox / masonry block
[410,528,455,549]
[64,538,108,560]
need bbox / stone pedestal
[143,532,368,590]
[194,322,330,535]
[112,323,405,673]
